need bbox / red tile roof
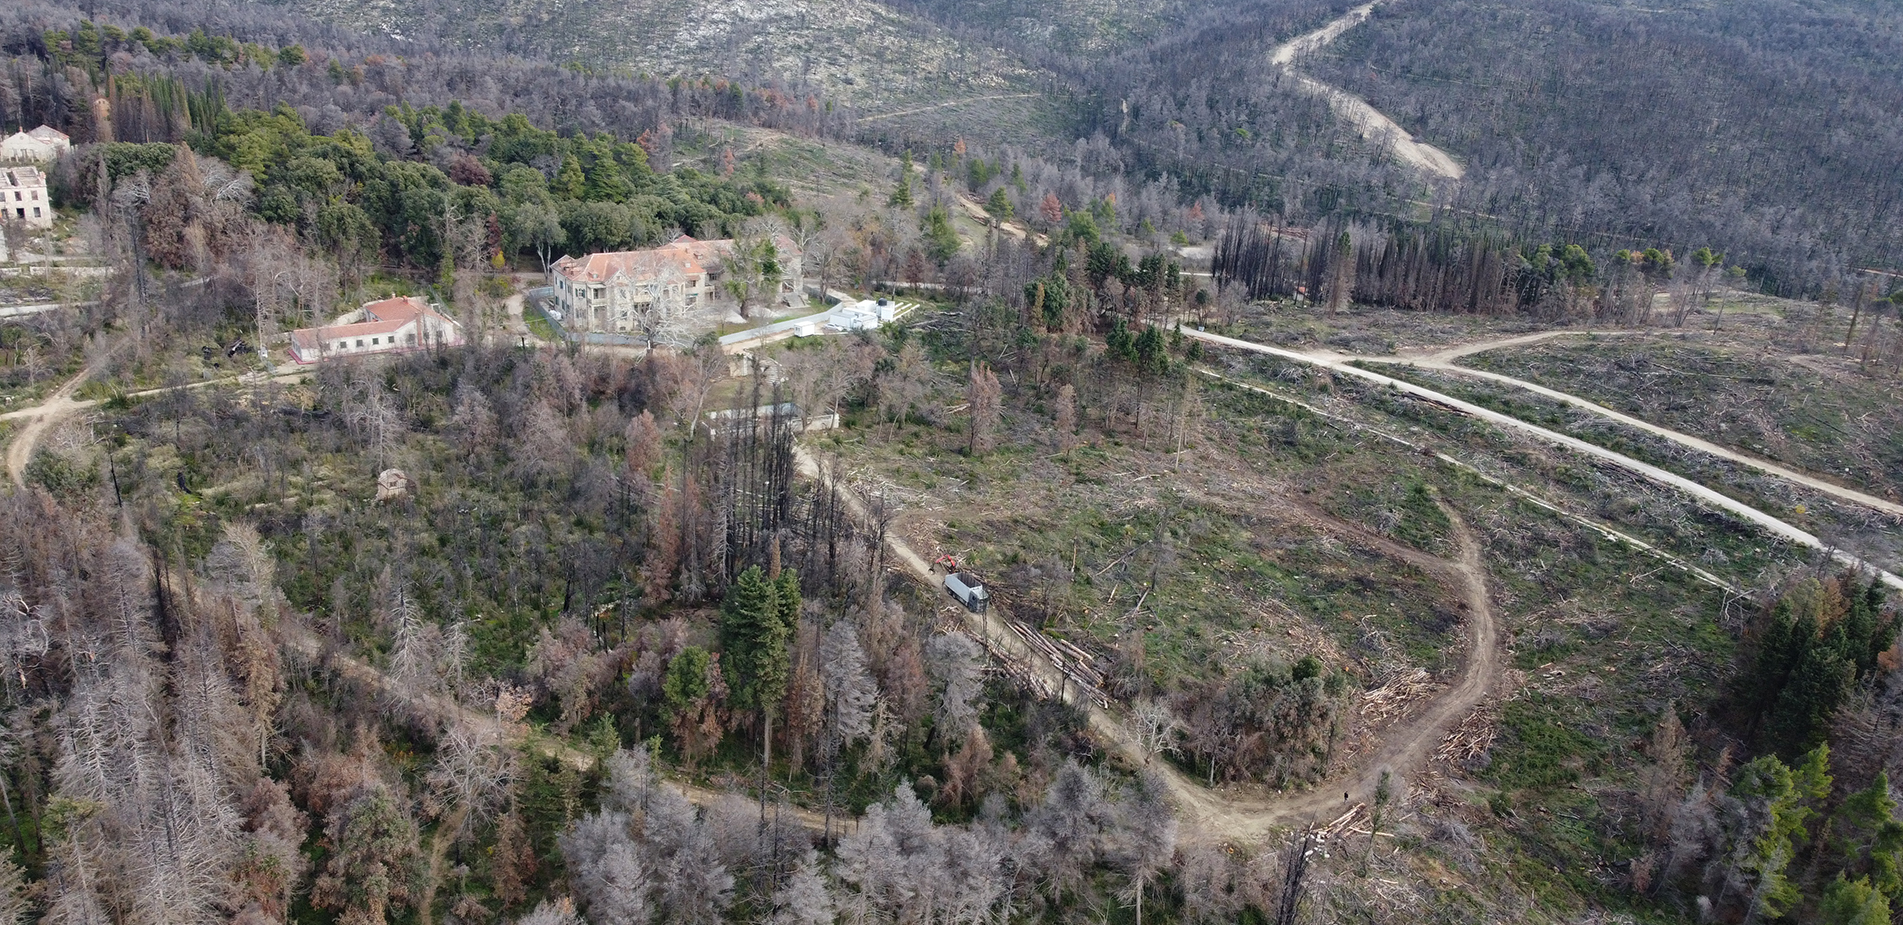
[288,296,459,354]
[362,295,433,324]
[552,236,734,285]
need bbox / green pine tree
[985,187,1014,220]
[1730,746,1832,921]
[1106,318,1136,363]
[552,154,586,199]
[923,206,961,262]
[663,646,715,724]
[719,566,791,720]
[1134,324,1167,375]
[1821,875,1892,925]
[1829,772,1903,905]
[775,568,802,635]
[890,151,914,209]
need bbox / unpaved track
[797,446,1503,838]
[1161,511,1497,840]
[1196,367,1742,594]
[5,363,309,487]
[1270,2,1465,181]
[856,93,1040,124]
[1360,335,1903,519]
[1185,327,1903,589]
[955,194,1048,247]
[1293,327,1900,518]
[1271,1,1377,65]
[4,339,125,486]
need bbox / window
[336,341,346,350]
[28,191,36,200]
[370,337,379,345]
[406,333,416,346]
[355,339,364,347]
[31,208,39,218]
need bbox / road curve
[5,365,309,487]
[1196,367,1743,594]
[1184,327,1903,590]
[4,342,123,486]
[797,445,1506,839]
[1270,2,1465,182]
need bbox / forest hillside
[0,0,1899,923]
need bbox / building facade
[1,167,53,229]
[287,295,464,364]
[0,126,70,164]
[548,234,804,336]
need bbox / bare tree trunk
[1844,281,1870,354]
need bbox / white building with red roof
[548,233,803,337]
[0,126,70,164]
[287,295,463,364]
[0,166,52,229]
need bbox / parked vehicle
[944,570,990,614]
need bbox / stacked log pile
[1001,618,1112,709]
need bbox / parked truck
[943,570,990,614]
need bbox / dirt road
[1270,1,1465,182]
[1197,367,1742,594]
[1270,327,1903,519]
[1158,510,1497,840]
[282,625,829,831]
[797,445,1504,838]
[1184,326,1903,590]
[4,340,125,486]
[1272,2,1378,65]
[5,362,309,488]
[855,93,1040,124]
[1355,335,1903,520]
[954,194,1049,247]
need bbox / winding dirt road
[4,360,310,487]
[1183,326,1903,590]
[282,625,829,830]
[1271,3,1465,182]
[1162,511,1497,839]
[856,93,1040,124]
[20,324,1871,844]
[798,446,1502,839]
[1197,367,1742,594]
[3,339,127,486]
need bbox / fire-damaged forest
[1,0,1902,922]
[0,330,1279,925]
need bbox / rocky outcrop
[376,468,415,502]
